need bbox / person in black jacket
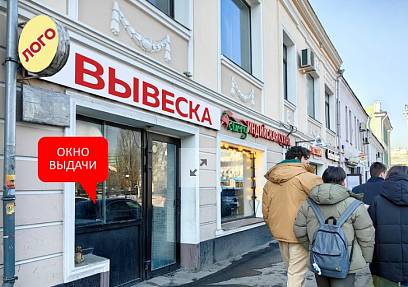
[368,165,408,286]
[353,162,387,206]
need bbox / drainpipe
[335,70,344,167]
[2,0,18,286]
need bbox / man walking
[352,162,387,206]
[263,146,322,287]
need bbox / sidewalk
[135,242,373,287]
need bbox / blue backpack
[307,199,362,279]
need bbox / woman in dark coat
[369,165,408,286]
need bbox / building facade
[391,148,408,166]
[366,101,393,167]
[391,105,408,166]
[337,77,370,187]
[369,131,386,169]
[0,0,350,286]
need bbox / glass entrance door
[146,134,180,277]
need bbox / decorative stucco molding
[230,77,255,106]
[110,1,171,62]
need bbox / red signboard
[310,146,323,157]
[47,43,221,130]
[38,137,108,203]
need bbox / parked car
[75,198,142,226]
[221,188,241,218]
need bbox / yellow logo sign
[18,15,59,73]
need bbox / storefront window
[75,119,143,227]
[220,144,255,222]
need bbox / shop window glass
[75,120,104,226]
[220,145,255,222]
[75,119,143,227]
[221,0,251,73]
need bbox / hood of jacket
[367,176,385,183]
[381,174,408,206]
[309,183,352,205]
[264,161,314,184]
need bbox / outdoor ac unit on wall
[300,48,316,73]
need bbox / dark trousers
[315,273,356,287]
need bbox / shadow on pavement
[180,242,282,287]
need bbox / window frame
[221,0,253,74]
[75,115,144,233]
[283,43,288,101]
[325,92,330,130]
[306,74,316,119]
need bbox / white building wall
[338,77,370,180]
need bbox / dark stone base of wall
[53,274,100,287]
[53,272,109,287]
[200,225,271,267]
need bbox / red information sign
[38,137,108,203]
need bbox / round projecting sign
[18,15,70,77]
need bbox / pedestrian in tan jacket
[294,167,375,287]
[263,146,322,287]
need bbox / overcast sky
[310,0,408,148]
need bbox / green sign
[221,111,248,139]
[227,120,248,139]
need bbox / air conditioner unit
[300,48,316,73]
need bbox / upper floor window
[357,120,360,149]
[306,74,315,118]
[349,110,353,144]
[345,106,349,142]
[147,0,174,18]
[354,116,357,146]
[383,125,389,144]
[221,0,252,73]
[283,44,288,100]
[325,91,331,130]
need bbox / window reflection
[75,119,143,227]
[221,0,251,73]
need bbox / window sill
[221,56,264,89]
[284,99,296,110]
[216,217,265,238]
[66,254,110,283]
[308,116,322,127]
[326,128,336,137]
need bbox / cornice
[293,0,342,70]
[339,77,370,120]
